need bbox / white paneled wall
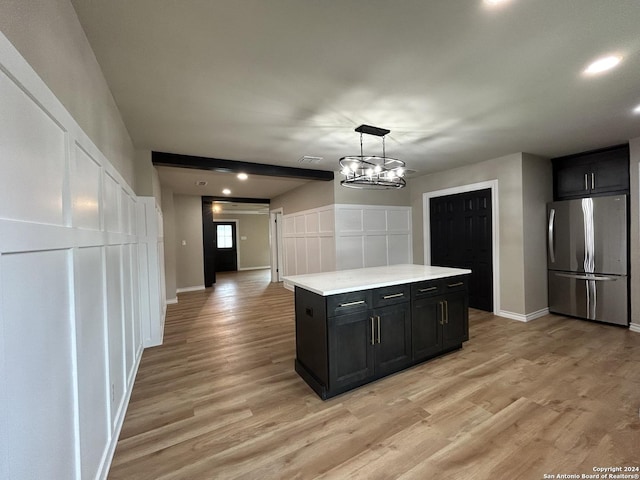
[335,205,413,270]
[283,205,336,276]
[138,197,166,347]
[282,204,412,279]
[0,32,163,480]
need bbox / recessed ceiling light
[633,104,640,115]
[584,55,622,75]
[222,188,231,195]
[237,173,248,180]
[483,0,510,6]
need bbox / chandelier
[339,124,406,189]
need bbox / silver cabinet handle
[439,301,444,325]
[376,316,381,344]
[370,317,375,345]
[548,208,556,264]
[447,282,464,288]
[444,300,449,324]
[382,292,404,299]
[584,173,588,191]
[419,286,437,293]
[339,300,365,307]
[591,172,595,190]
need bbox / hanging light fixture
[339,124,406,189]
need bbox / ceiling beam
[152,151,334,181]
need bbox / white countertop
[283,264,471,296]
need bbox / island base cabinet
[442,290,469,350]
[374,303,412,377]
[293,274,469,400]
[328,312,375,392]
[411,296,443,361]
[328,303,411,395]
[412,290,469,362]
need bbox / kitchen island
[284,264,472,399]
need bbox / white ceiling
[71,0,640,198]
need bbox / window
[216,224,233,248]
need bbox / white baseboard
[629,323,640,333]
[176,285,205,293]
[238,266,270,271]
[283,281,294,292]
[498,308,549,322]
[166,297,178,305]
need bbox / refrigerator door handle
[548,208,556,263]
[554,272,618,281]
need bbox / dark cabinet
[372,302,412,377]
[328,295,411,392]
[553,144,629,200]
[294,275,469,399]
[328,310,375,391]
[411,278,469,362]
[411,295,442,360]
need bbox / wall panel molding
[0,31,161,480]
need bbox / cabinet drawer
[411,280,441,299]
[327,291,372,316]
[441,276,467,292]
[373,284,410,308]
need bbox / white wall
[0,0,136,188]
[282,204,412,278]
[283,205,336,276]
[335,205,412,269]
[161,187,177,302]
[0,22,154,480]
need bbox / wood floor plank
[108,269,640,479]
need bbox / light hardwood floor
[109,270,640,479]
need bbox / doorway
[213,221,239,272]
[427,185,496,312]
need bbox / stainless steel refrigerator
[547,195,628,326]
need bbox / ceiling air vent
[298,155,323,165]
[195,180,208,186]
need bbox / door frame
[269,208,284,282]
[422,180,500,315]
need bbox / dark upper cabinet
[553,144,629,200]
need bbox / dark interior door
[213,222,238,272]
[430,189,493,312]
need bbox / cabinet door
[555,162,591,199]
[374,302,412,377]
[411,296,442,362]
[328,311,375,391]
[442,290,469,350]
[591,155,629,195]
